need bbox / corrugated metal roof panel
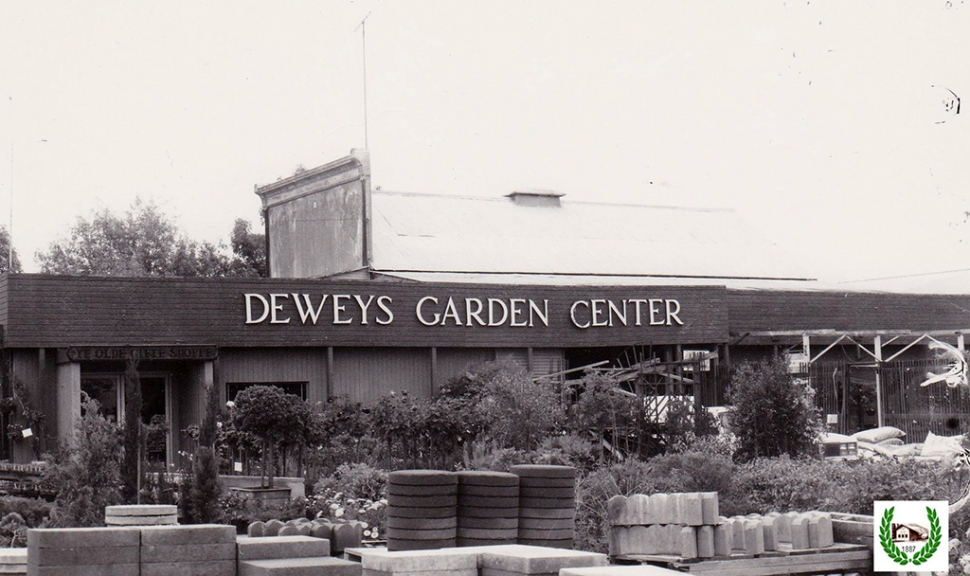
[370,191,810,280]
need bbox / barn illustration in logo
[892,523,930,543]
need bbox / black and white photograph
[2,2,970,574]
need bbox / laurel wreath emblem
[878,506,942,566]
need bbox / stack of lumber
[456,471,520,546]
[386,470,458,551]
[510,465,577,549]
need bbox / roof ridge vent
[506,189,564,207]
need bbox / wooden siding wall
[9,349,57,458]
[0,275,728,349]
[219,349,328,404]
[434,348,495,390]
[332,348,432,405]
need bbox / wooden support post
[326,346,335,399]
[959,334,965,352]
[430,347,438,395]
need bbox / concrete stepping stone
[239,557,361,576]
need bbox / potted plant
[229,385,309,503]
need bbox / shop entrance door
[80,373,172,467]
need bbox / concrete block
[509,465,576,479]
[388,470,457,486]
[561,567,687,576]
[679,527,697,559]
[650,494,670,525]
[309,523,333,540]
[481,569,556,576]
[627,494,651,526]
[362,570,477,576]
[808,513,834,548]
[742,520,764,555]
[105,515,178,526]
[761,516,778,551]
[679,493,703,526]
[27,565,138,576]
[239,557,362,576]
[0,549,26,564]
[278,526,300,537]
[140,524,236,545]
[457,471,519,487]
[606,495,628,526]
[457,528,518,540]
[265,520,285,536]
[480,546,607,573]
[610,526,650,556]
[699,493,719,525]
[777,512,798,543]
[386,539,457,552]
[140,560,235,576]
[332,523,365,552]
[248,522,267,537]
[713,524,731,557]
[790,516,811,550]
[517,508,574,520]
[359,547,479,572]
[459,517,518,530]
[516,528,574,540]
[696,525,714,558]
[729,518,745,551]
[27,528,140,549]
[105,505,177,517]
[237,535,331,560]
[141,543,236,563]
[27,546,139,566]
[517,518,572,531]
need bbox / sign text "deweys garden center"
[243,293,685,330]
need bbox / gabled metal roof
[369,190,812,282]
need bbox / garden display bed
[614,542,871,575]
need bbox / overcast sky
[2,1,969,283]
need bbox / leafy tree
[728,356,823,461]
[35,199,266,277]
[228,218,267,277]
[476,362,564,452]
[231,386,310,488]
[0,226,22,273]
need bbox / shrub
[534,433,600,474]
[477,363,564,452]
[729,357,822,461]
[181,382,224,523]
[0,496,51,530]
[645,448,736,496]
[42,395,123,527]
[312,463,387,502]
[574,459,658,553]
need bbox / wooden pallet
[616,542,871,575]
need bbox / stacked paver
[608,492,836,559]
[456,471,520,547]
[237,534,361,576]
[607,492,719,558]
[349,544,607,576]
[105,505,178,526]
[0,548,26,576]
[510,465,576,549]
[246,518,363,553]
[139,524,237,576]
[386,470,458,551]
[357,547,480,576]
[27,527,140,576]
[479,545,608,576]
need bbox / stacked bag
[510,465,576,549]
[386,470,458,551]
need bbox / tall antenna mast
[354,12,372,149]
